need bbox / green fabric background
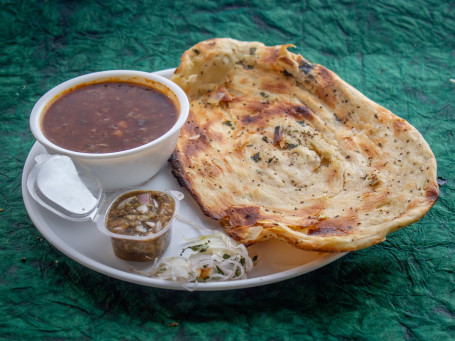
[1,0,454,339]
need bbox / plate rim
[21,69,347,291]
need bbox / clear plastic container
[97,189,181,261]
[27,154,183,262]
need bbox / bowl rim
[29,70,189,160]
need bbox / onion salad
[137,232,257,285]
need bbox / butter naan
[169,38,438,252]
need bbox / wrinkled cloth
[0,0,453,339]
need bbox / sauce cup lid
[26,154,184,233]
[27,154,103,221]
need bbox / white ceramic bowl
[30,70,189,190]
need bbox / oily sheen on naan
[169,38,438,252]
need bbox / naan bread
[169,38,438,252]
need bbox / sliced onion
[145,221,156,228]
[135,224,147,233]
[137,193,150,205]
[153,257,198,282]
[116,196,136,209]
[136,204,149,214]
[146,233,255,284]
[154,221,162,232]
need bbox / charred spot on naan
[425,183,440,203]
[222,205,261,227]
[393,118,409,134]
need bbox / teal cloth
[0,0,454,339]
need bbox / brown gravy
[106,190,175,236]
[41,81,178,153]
